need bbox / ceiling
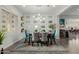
[60,5,79,16]
[14,5,70,15]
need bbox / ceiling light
[22,5,26,7]
[35,25,38,28]
[40,19,42,21]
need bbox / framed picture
[49,20,52,23]
[2,20,6,23]
[2,25,6,28]
[21,16,24,21]
[21,28,24,32]
[41,21,45,23]
[34,20,37,23]
[12,20,14,23]
[12,25,14,28]
[59,19,65,25]
[21,22,24,27]
[41,25,45,28]
[12,15,15,18]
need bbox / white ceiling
[60,5,79,16]
[14,5,70,15]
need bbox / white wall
[0,6,60,49]
[59,15,79,30]
[22,14,59,40]
[23,14,59,33]
[0,6,23,49]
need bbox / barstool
[28,34,32,45]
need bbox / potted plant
[42,29,46,32]
[35,29,38,32]
[49,24,55,29]
[0,30,5,49]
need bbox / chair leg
[41,42,43,46]
[32,42,34,46]
[28,41,30,45]
[47,42,49,46]
[37,43,39,46]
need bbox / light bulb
[40,19,42,21]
